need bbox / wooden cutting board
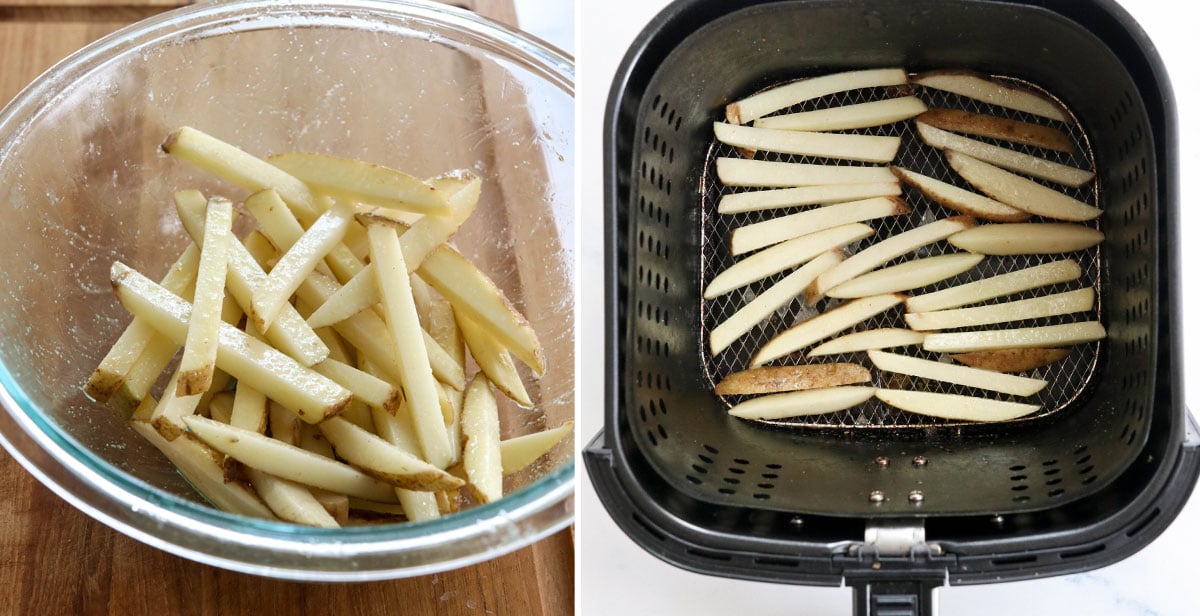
[0,2,574,614]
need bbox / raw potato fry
[905,288,1094,331]
[714,122,902,163]
[312,358,402,413]
[427,288,466,373]
[944,151,1100,220]
[917,108,1073,152]
[868,350,1047,396]
[207,391,234,424]
[951,348,1070,373]
[729,197,907,255]
[177,198,233,396]
[270,400,302,446]
[717,182,901,214]
[715,363,871,395]
[728,386,876,420]
[111,263,352,422]
[891,167,1029,222]
[245,189,363,284]
[905,259,1082,313]
[459,313,532,407]
[267,152,451,215]
[371,407,442,522]
[704,223,873,299]
[182,416,399,501]
[174,191,329,367]
[443,385,466,467]
[875,388,1041,422]
[807,216,976,303]
[86,244,199,409]
[726,68,908,125]
[161,127,318,220]
[716,158,897,187]
[912,70,1068,122]
[808,328,927,357]
[308,488,350,525]
[130,417,275,519]
[461,374,503,503]
[230,378,268,433]
[500,422,574,475]
[113,334,184,420]
[150,368,202,441]
[948,223,1104,255]
[246,468,340,528]
[318,417,464,491]
[754,96,928,131]
[354,173,482,268]
[923,321,1107,353]
[251,199,355,332]
[710,251,843,355]
[302,267,374,328]
[367,223,454,468]
[752,293,905,366]
[919,124,1094,188]
[300,423,336,458]
[826,253,983,299]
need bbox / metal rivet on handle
[991,515,1005,527]
[912,455,928,468]
[789,516,804,528]
[875,456,890,468]
[908,490,925,504]
[869,490,885,504]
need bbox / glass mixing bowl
[0,0,574,580]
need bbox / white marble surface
[577,0,1200,614]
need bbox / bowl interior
[0,1,573,547]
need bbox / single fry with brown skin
[950,348,1071,373]
[918,108,1072,152]
[715,363,871,396]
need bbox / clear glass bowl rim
[0,0,574,581]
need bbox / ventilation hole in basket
[1043,468,1061,476]
[660,141,667,158]
[669,147,675,163]
[698,454,713,464]
[664,212,671,227]
[657,174,664,191]
[659,103,669,119]
[685,475,701,485]
[1010,475,1027,481]
[646,430,657,446]
[657,425,668,440]
[758,483,775,490]
[652,133,658,150]
[665,376,673,391]
[643,126,651,143]
[723,477,740,485]
[1125,429,1138,446]
[728,467,745,475]
[1045,478,1063,486]
[666,179,672,196]
[733,458,750,465]
[1119,424,1131,440]
[640,160,647,179]
[766,463,782,470]
[692,464,708,474]
[674,117,682,131]
[651,94,661,111]
[1079,464,1096,476]
[1011,485,1029,492]
[1076,454,1092,465]
[752,493,771,501]
[717,488,735,495]
[638,405,646,422]
[1082,475,1098,485]
[762,473,778,479]
[1012,495,1031,504]
[1042,459,1058,467]
[648,399,657,416]
[704,444,719,454]
[649,167,656,184]
[1048,488,1065,499]
[1009,465,1026,472]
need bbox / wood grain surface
[0,2,574,614]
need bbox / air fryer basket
[586,0,1199,612]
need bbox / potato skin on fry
[714,363,871,396]
[918,108,1073,152]
[950,348,1070,373]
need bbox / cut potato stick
[726,68,908,125]
[174,191,329,366]
[267,152,450,215]
[918,108,1072,152]
[713,122,902,163]
[500,422,574,475]
[951,348,1070,373]
[112,263,352,423]
[905,288,1094,331]
[919,123,1094,188]
[355,177,481,269]
[948,223,1104,255]
[368,223,454,468]
[728,386,875,420]
[304,267,374,328]
[308,488,350,525]
[318,417,464,491]
[730,197,907,254]
[459,313,532,407]
[246,468,340,528]
[912,70,1068,122]
[269,399,302,446]
[710,251,843,355]
[868,349,1047,396]
[719,182,901,214]
[752,293,905,365]
[251,199,354,332]
[245,189,362,284]
[150,368,202,441]
[754,96,927,131]
[923,321,1107,353]
[312,358,402,413]
[177,198,233,396]
[442,384,465,467]
[891,167,1028,222]
[808,328,926,357]
[161,127,318,220]
[461,374,502,503]
[945,151,1100,219]
[230,379,268,433]
[705,223,873,299]
[182,416,398,501]
[716,158,896,187]
[86,243,199,408]
[808,216,976,303]
[112,334,184,420]
[715,363,871,395]
[130,418,275,519]
[299,423,335,458]
[905,259,1082,313]
[427,289,466,373]
[207,390,234,424]
[875,388,1040,422]
[827,253,983,299]
[371,407,442,522]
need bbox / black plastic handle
[851,579,939,616]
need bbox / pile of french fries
[85,127,571,527]
[709,69,1107,423]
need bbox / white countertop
[577,0,1200,614]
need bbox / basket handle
[850,578,939,616]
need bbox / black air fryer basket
[584,0,1200,614]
